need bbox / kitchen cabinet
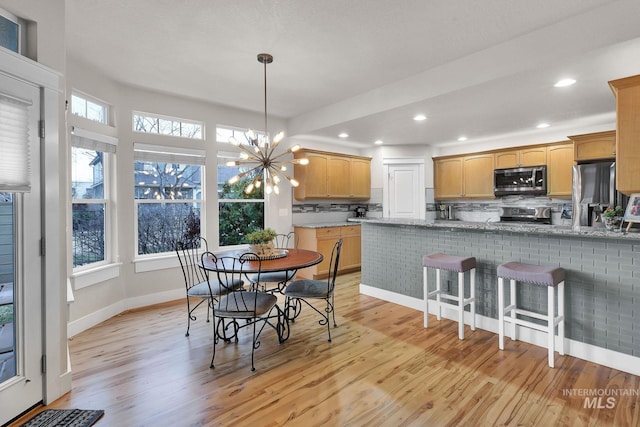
[434,157,463,199]
[434,154,493,199]
[294,225,361,279]
[294,149,371,200]
[569,130,616,162]
[546,141,574,197]
[495,146,547,169]
[609,75,640,194]
[463,154,495,197]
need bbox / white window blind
[133,143,205,165]
[0,92,31,192]
[71,126,118,153]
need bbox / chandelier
[226,53,308,195]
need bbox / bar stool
[497,261,565,368]
[422,253,476,340]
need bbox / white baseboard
[359,283,640,376]
[67,288,184,337]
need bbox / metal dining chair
[250,232,299,293]
[175,237,243,337]
[201,251,286,371]
[284,239,342,342]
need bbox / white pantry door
[0,73,43,425]
[383,160,425,219]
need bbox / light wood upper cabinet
[294,149,371,200]
[350,158,372,198]
[434,154,493,199]
[495,146,546,169]
[546,142,574,197]
[609,75,640,195]
[569,130,616,162]
[327,156,351,198]
[434,157,463,199]
[463,154,495,198]
[293,151,328,199]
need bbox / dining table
[198,248,323,342]
[199,247,323,275]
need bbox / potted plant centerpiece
[246,227,277,256]
[603,205,624,231]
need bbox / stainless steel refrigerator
[572,161,626,228]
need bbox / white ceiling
[65,0,640,148]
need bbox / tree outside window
[134,161,202,255]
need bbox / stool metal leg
[548,285,555,368]
[470,267,476,331]
[510,279,517,342]
[423,266,428,328]
[498,277,505,350]
[458,271,464,340]
[558,281,565,356]
[435,268,442,321]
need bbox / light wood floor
[11,272,640,427]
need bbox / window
[71,92,109,125]
[133,111,203,140]
[134,143,204,256]
[71,128,117,269]
[217,126,265,247]
[0,8,24,54]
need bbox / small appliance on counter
[499,207,551,224]
[438,204,454,220]
[353,206,368,218]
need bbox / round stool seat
[497,262,565,287]
[422,253,476,272]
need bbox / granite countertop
[293,222,359,229]
[347,217,640,240]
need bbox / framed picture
[623,193,640,222]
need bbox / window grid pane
[72,203,105,267]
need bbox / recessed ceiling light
[374,140,384,145]
[536,122,550,129]
[338,132,349,138]
[554,78,576,88]
[413,114,427,121]
[458,136,468,142]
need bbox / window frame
[70,91,110,125]
[216,125,267,249]
[0,7,25,55]
[133,143,206,263]
[69,127,120,289]
[133,111,205,140]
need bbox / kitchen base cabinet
[294,225,361,279]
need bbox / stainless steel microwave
[494,165,547,196]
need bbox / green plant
[603,206,624,218]
[246,228,277,244]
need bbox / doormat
[20,409,104,427]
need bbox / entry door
[384,161,425,219]
[0,74,43,425]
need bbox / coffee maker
[354,206,368,218]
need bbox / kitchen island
[350,217,640,374]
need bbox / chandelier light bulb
[290,144,301,152]
[299,158,309,165]
[290,179,299,187]
[229,136,240,146]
